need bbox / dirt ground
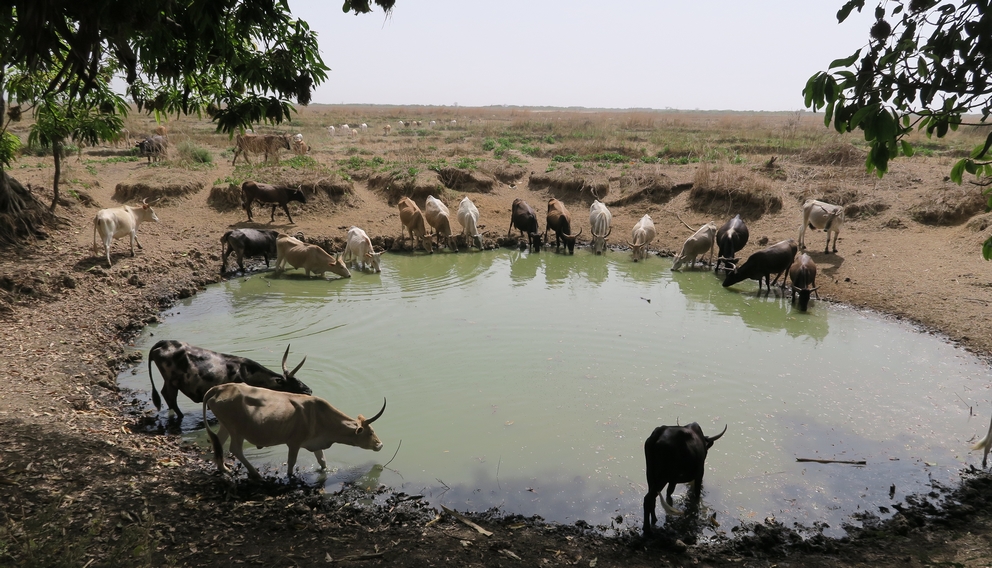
[2,116,992,567]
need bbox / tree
[803,0,992,258]
[0,0,396,246]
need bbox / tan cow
[627,214,656,262]
[672,222,717,271]
[202,382,386,479]
[397,197,432,253]
[92,198,160,268]
[274,234,351,279]
[424,195,457,251]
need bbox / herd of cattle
[91,181,856,533]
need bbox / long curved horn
[282,344,290,375]
[564,228,582,239]
[366,398,387,424]
[625,239,633,247]
[289,355,306,377]
[708,424,728,443]
[605,226,612,238]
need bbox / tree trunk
[49,140,62,212]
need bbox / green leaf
[837,0,865,23]
[983,235,992,261]
[917,56,929,77]
[849,104,878,130]
[824,100,835,127]
[972,131,992,159]
[950,158,967,184]
[965,160,978,175]
[829,49,862,69]
[900,139,914,157]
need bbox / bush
[176,140,212,164]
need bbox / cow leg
[269,204,277,223]
[282,204,294,224]
[161,385,185,421]
[286,445,301,478]
[104,241,113,268]
[228,436,261,479]
[313,449,327,470]
[663,483,683,515]
[244,199,254,221]
[643,489,659,533]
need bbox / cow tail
[203,388,224,467]
[148,355,162,410]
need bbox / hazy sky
[286,0,878,111]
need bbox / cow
[789,253,820,311]
[544,198,582,254]
[203,382,386,479]
[92,198,160,268]
[135,135,167,163]
[232,133,291,165]
[424,195,457,251]
[715,215,750,272]
[241,180,307,224]
[274,233,351,279]
[643,423,727,533]
[327,125,335,136]
[508,198,542,252]
[973,414,992,468]
[360,123,368,133]
[383,124,391,136]
[589,200,612,255]
[343,226,384,273]
[627,214,656,262]
[672,222,718,271]
[722,238,799,291]
[147,341,311,421]
[456,196,483,250]
[220,228,279,274]
[398,196,433,253]
[290,133,308,155]
[799,199,844,254]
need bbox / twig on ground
[441,505,494,537]
[675,212,694,232]
[796,458,866,465]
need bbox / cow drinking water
[508,198,542,252]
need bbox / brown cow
[274,233,351,279]
[424,195,457,251]
[544,198,582,254]
[398,197,432,253]
[789,252,819,311]
[241,181,307,224]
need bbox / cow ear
[354,425,364,435]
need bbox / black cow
[722,238,798,292]
[643,422,727,533]
[135,135,167,163]
[241,180,307,224]
[220,228,280,274]
[714,214,749,272]
[544,198,582,254]
[147,340,312,420]
[789,252,819,311]
[508,198,543,252]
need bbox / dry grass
[689,165,782,218]
[800,143,866,167]
[909,186,989,225]
[112,170,204,204]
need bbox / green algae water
[119,249,991,536]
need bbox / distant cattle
[545,198,581,254]
[274,233,351,279]
[424,195,457,251]
[789,253,819,311]
[327,125,335,136]
[92,198,160,268]
[343,226,383,273]
[672,222,717,271]
[398,197,433,253]
[290,133,308,155]
[799,199,844,254]
[722,238,798,291]
[232,134,291,165]
[715,215,749,272]
[456,197,483,250]
[508,198,542,252]
[627,214,656,262]
[148,341,311,420]
[643,423,727,533]
[135,135,167,163]
[203,383,385,479]
[383,124,391,136]
[241,181,307,224]
[589,200,612,255]
[220,228,280,274]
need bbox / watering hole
[119,249,991,537]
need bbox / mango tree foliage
[803,0,992,258]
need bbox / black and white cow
[714,214,749,272]
[147,340,312,420]
[220,228,280,274]
[643,422,727,533]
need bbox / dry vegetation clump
[966,211,992,232]
[436,167,495,192]
[367,170,446,204]
[689,165,782,218]
[909,186,988,225]
[606,172,689,207]
[112,170,204,204]
[800,142,866,167]
[492,163,528,184]
[528,170,609,201]
[207,184,242,211]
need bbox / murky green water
[119,249,991,536]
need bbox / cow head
[591,225,611,255]
[278,344,312,395]
[366,249,384,273]
[351,398,387,451]
[138,198,161,223]
[288,187,307,205]
[328,253,352,278]
[794,286,818,312]
[562,228,582,254]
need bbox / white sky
[286,0,878,111]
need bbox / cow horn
[708,424,728,443]
[565,228,582,239]
[281,344,306,377]
[605,226,612,238]
[366,398,387,424]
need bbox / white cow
[424,195,457,251]
[973,413,992,468]
[456,196,483,250]
[343,226,383,273]
[672,222,718,271]
[429,120,436,128]
[92,198,160,268]
[327,125,335,136]
[589,200,612,255]
[360,123,368,133]
[274,234,351,278]
[627,214,656,262]
[799,199,844,254]
[203,382,386,479]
